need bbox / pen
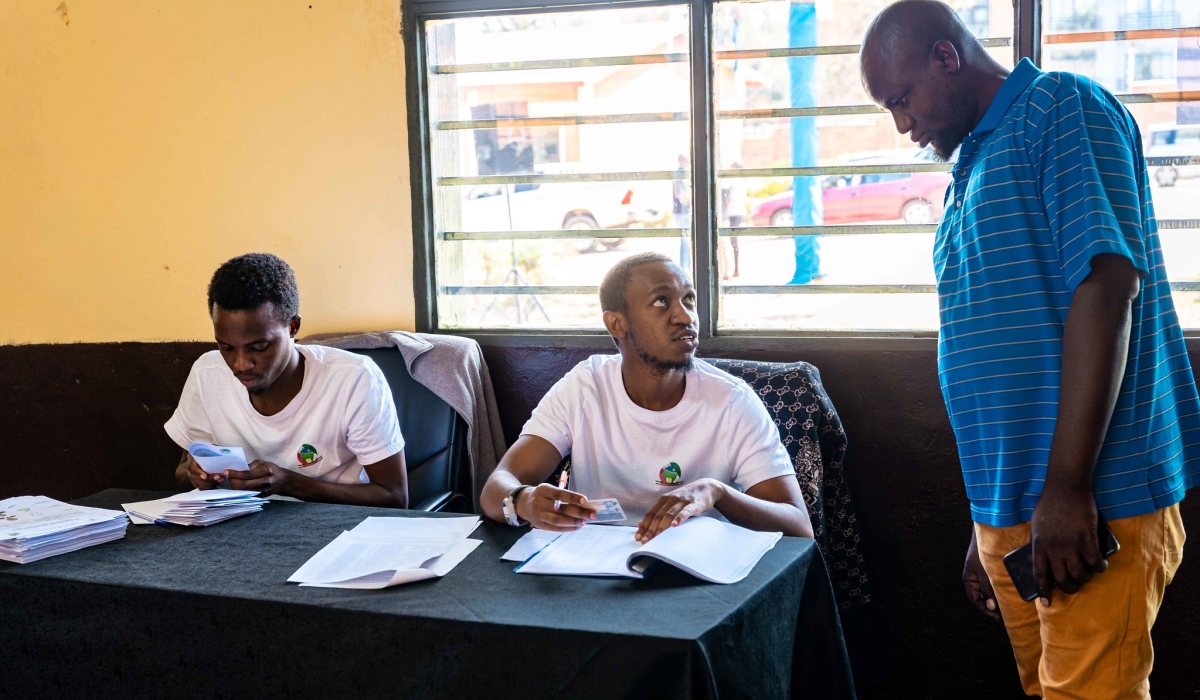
[553,467,570,511]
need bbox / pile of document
[289,515,482,589]
[122,489,268,526]
[0,495,129,564]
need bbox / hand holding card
[579,498,626,523]
[187,442,250,474]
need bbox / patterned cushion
[708,359,870,610]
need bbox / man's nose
[891,110,913,135]
[671,300,697,325]
[232,351,254,373]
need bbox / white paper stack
[288,515,483,589]
[0,496,129,564]
[121,489,268,526]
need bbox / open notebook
[514,516,782,584]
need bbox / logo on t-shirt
[296,444,324,468]
[656,462,684,486]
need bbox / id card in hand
[581,498,626,523]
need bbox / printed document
[515,517,782,584]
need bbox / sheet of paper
[298,538,482,589]
[515,525,642,577]
[163,489,263,503]
[500,529,561,562]
[630,516,782,584]
[350,515,481,541]
[288,531,457,585]
[187,442,250,474]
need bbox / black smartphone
[1003,516,1120,602]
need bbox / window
[411,1,1193,335]
[1041,0,1200,326]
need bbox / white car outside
[1145,123,1200,187]
[459,180,671,251]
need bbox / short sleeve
[164,363,215,449]
[1028,77,1149,292]
[344,360,405,466]
[727,386,795,491]
[519,373,576,459]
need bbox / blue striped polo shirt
[934,58,1200,527]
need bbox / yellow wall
[1,0,416,344]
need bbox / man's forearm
[284,473,407,508]
[1045,258,1138,495]
[480,469,524,523]
[712,483,813,538]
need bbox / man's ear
[931,39,962,74]
[289,315,302,339]
[602,310,627,341]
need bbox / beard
[929,87,976,162]
[627,329,694,376]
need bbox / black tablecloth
[0,490,855,700]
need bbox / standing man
[862,3,1195,698]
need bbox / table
[0,489,855,700]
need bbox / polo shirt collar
[969,57,1041,137]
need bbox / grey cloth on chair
[301,331,507,510]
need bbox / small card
[581,498,626,523]
[188,442,250,474]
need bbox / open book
[514,516,782,584]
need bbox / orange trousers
[975,504,1185,699]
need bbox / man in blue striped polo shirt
[862,2,1196,697]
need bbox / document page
[515,525,643,577]
[350,516,481,541]
[500,529,561,562]
[288,531,457,585]
[630,517,782,584]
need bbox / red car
[749,171,953,226]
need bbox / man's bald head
[861,0,981,80]
[859,0,1008,161]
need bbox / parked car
[460,181,668,252]
[1146,123,1200,187]
[750,169,953,226]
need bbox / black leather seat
[348,349,470,512]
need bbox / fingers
[963,552,1001,621]
[1033,547,1054,607]
[529,487,588,529]
[637,499,691,542]
[554,503,596,521]
[636,497,672,541]
[538,485,587,507]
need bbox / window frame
[403,0,1194,341]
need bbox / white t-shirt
[521,355,795,523]
[165,344,405,485]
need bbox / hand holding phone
[1003,515,1119,602]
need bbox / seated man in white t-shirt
[166,253,408,507]
[481,252,813,542]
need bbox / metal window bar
[435,94,1200,131]
[441,219,1200,241]
[1043,27,1200,45]
[429,38,1014,74]
[442,280,1200,295]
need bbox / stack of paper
[0,496,129,564]
[122,489,268,526]
[288,515,483,589]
